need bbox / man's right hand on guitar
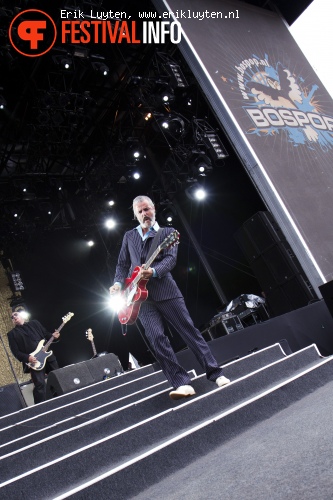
[109,284,121,295]
[28,355,37,364]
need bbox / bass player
[7,311,60,404]
[109,195,230,400]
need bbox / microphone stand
[0,333,28,408]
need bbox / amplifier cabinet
[221,316,244,334]
[203,314,244,339]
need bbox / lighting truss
[154,52,189,89]
[10,271,25,291]
[193,119,228,162]
[165,63,189,88]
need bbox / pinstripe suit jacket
[114,226,183,302]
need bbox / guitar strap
[144,227,163,265]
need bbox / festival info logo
[234,55,333,151]
[9,9,57,57]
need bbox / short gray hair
[132,195,155,215]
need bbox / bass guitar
[117,230,180,325]
[26,312,74,371]
[86,328,97,358]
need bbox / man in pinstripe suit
[110,195,230,400]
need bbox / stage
[173,299,333,375]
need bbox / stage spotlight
[132,170,141,180]
[192,154,213,177]
[62,58,72,69]
[87,240,94,247]
[53,55,74,71]
[92,62,109,76]
[108,200,115,206]
[194,188,206,200]
[159,88,175,105]
[10,271,25,291]
[108,294,126,313]
[160,205,177,226]
[165,63,188,88]
[127,165,142,181]
[193,119,228,163]
[203,132,228,161]
[185,182,207,201]
[0,95,6,109]
[126,138,144,164]
[11,306,30,320]
[155,114,186,138]
[105,218,116,229]
[19,309,30,320]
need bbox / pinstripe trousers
[138,297,225,388]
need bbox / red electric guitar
[117,230,180,325]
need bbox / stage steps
[0,342,286,435]
[0,343,332,499]
[0,363,156,428]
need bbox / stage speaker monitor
[234,211,286,263]
[0,383,25,417]
[319,280,333,318]
[251,243,312,292]
[85,353,123,383]
[46,362,94,399]
[266,274,316,317]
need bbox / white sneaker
[169,385,196,400]
[216,375,230,388]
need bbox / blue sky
[290,0,333,98]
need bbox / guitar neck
[90,339,97,357]
[43,320,65,350]
[131,244,162,287]
[144,244,162,270]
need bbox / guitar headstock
[161,230,180,250]
[86,328,94,341]
[62,312,74,323]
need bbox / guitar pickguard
[26,340,53,371]
[26,312,73,370]
[126,284,138,306]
